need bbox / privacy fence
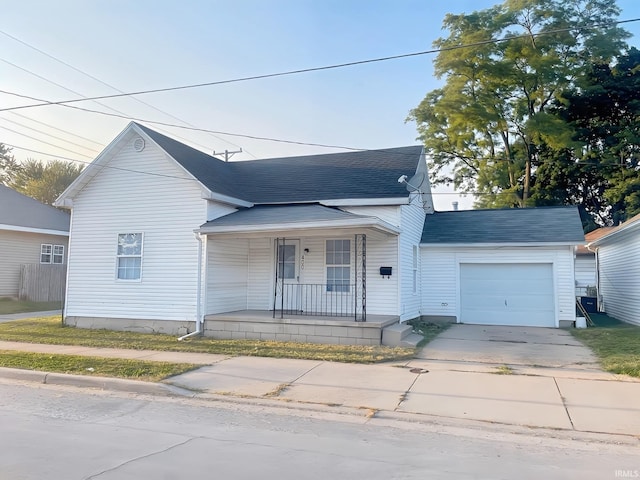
[19,264,66,302]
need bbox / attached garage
[419,207,585,328]
[459,263,555,327]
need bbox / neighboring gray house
[589,213,640,325]
[0,185,70,298]
[55,122,585,345]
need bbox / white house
[574,227,614,297]
[55,122,584,345]
[589,213,640,325]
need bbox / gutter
[178,232,204,341]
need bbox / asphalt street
[0,380,637,480]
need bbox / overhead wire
[0,58,219,154]
[0,29,252,156]
[0,17,638,113]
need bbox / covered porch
[198,204,403,345]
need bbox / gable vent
[133,137,145,152]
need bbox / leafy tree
[8,159,84,205]
[0,143,21,186]
[557,47,640,224]
[408,0,629,209]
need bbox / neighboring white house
[55,122,584,344]
[0,185,69,300]
[589,213,640,326]
[574,227,614,297]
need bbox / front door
[275,239,301,312]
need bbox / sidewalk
[0,339,639,437]
[0,310,61,323]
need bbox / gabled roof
[421,206,584,245]
[135,123,423,204]
[0,185,70,235]
[576,227,615,255]
[199,204,400,235]
[590,212,640,247]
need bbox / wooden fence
[18,264,66,302]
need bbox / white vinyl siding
[247,238,272,310]
[421,246,576,327]
[398,203,426,320]
[206,238,249,313]
[65,135,206,321]
[597,231,640,325]
[575,256,596,288]
[0,230,68,297]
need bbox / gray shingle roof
[421,207,585,244]
[201,204,371,229]
[136,123,422,204]
[0,185,70,232]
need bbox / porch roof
[198,204,400,236]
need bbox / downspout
[178,232,204,341]
[587,242,603,312]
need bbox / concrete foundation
[64,316,192,336]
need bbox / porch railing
[275,283,365,321]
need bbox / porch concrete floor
[204,310,399,327]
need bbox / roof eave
[0,224,69,236]
[420,241,580,247]
[198,217,400,236]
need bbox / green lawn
[0,350,196,381]
[0,298,61,315]
[571,314,640,377]
[0,316,416,364]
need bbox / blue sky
[1,1,639,210]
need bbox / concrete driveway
[414,324,606,378]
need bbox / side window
[40,244,52,264]
[53,245,65,264]
[117,233,143,280]
[326,239,350,292]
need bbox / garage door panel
[460,263,555,327]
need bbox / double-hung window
[40,244,52,264]
[117,233,143,280]
[41,244,64,264]
[326,239,350,292]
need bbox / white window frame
[412,245,418,295]
[40,244,52,264]
[52,245,64,265]
[325,239,351,293]
[116,233,143,281]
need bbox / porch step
[382,323,422,348]
[400,333,424,348]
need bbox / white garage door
[460,263,555,327]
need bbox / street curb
[0,367,195,397]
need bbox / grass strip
[0,350,196,382]
[0,317,415,364]
[571,314,640,378]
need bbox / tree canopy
[409,0,635,226]
[1,151,84,206]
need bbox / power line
[9,111,103,146]
[0,58,220,154]
[0,116,101,153]
[1,17,638,114]
[0,88,365,151]
[0,127,93,158]
[0,29,252,156]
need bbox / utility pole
[212,148,242,162]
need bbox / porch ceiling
[198,204,400,237]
